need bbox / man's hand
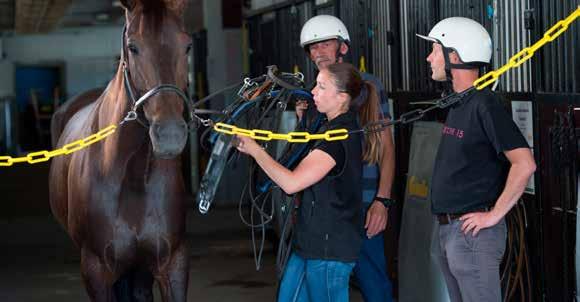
[365,201,388,238]
[460,210,501,236]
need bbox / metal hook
[121,110,138,125]
[294,72,304,82]
[237,77,258,98]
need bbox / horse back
[49,83,107,237]
[51,87,105,147]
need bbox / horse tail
[113,269,154,302]
[50,87,105,147]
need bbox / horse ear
[165,0,188,16]
[120,0,137,11]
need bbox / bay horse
[49,0,193,301]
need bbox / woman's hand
[234,135,262,157]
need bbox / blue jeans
[278,252,355,302]
[353,206,394,302]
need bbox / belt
[436,206,492,225]
[437,213,464,225]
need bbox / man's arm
[365,126,395,237]
[365,83,396,237]
[460,147,536,235]
[374,82,395,201]
[377,124,396,199]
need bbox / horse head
[120,0,191,159]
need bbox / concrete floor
[0,206,364,301]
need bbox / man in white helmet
[294,14,396,302]
[417,17,536,301]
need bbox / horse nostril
[150,120,187,157]
[170,121,188,136]
[152,121,187,139]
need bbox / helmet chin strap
[334,38,346,64]
[441,45,487,82]
[442,46,454,82]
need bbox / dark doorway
[14,65,64,150]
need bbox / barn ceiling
[0,0,202,35]
[0,0,124,34]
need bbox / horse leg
[81,247,116,302]
[155,243,189,302]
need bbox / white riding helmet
[300,15,350,49]
[416,17,492,65]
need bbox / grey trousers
[438,218,507,302]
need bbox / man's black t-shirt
[431,88,529,214]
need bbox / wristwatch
[374,196,396,208]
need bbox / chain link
[355,88,475,134]
[399,109,426,124]
[0,125,117,167]
[215,7,579,141]
[0,104,212,166]
[474,6,579,90]
[213,122,349,142]
[2,7,578,165]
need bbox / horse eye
[128,44,139,55]
[185,43,193,54]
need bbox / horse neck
[94,65,182,178]
[95,65,148,172]
[97,66,133,128]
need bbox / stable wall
[0,26,122,99]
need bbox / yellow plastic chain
[214,122,349,142]
[216,6,580,142]
[0,125,116,167]
[474,6,580,90]
[2,7,578,165]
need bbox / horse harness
[119,24,212,129]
